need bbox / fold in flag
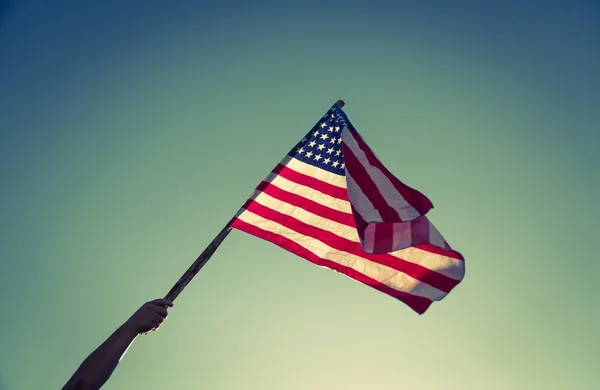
[231,103,465,314]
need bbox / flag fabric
[230,103,465,314]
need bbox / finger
[153,316,165,330]
[150,299,174,307]
[154,306,168,318]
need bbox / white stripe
[265,173,352,214]
[345,171,382,223]
[248,189,465,281]
[237,209,448,301]
[281,156,347,188]
[392,222,413,250]
[363,224,375,253]
[342,128,421,221]
[250,191,358,242]
[428,222,447,249]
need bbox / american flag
[230,102,465,314]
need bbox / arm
[63,299,173,390]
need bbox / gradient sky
[1,1,599,389]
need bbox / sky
[0,1,599,389]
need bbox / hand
[123,299,173,335]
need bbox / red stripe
[410,215,431,246]
[242,200,460,293]
[231,218,433,314]
[272,164,349,201]
[347,131,434,216]
[259,181,356,227]
[372,222,395,254]
[350,203,368,243]
[342,143,402,221]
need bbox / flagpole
[163,99,345,302]
[163,223,232,301]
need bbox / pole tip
[336,100,345,108]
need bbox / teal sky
[1,1,599,389]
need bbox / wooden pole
[164,224,232,301]
[163,100,345,302]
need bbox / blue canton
[287,104,354,176]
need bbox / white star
[335,150,341,156]
[309,140,316,147]
[341,163,345,169]
[320,134,329,141]
[320,122,327,128]
[314,154,322,161]
[296,147,303,153]
[326,147,334,154]
[332,161,340,168]
[329,137,336,144]
[305,151,313,158]
[337,138,342,144]
[335,126,340,132]
[317,144,325,151]
[328,126,334,132]
[323,158,331,165]
[313,130,320,137]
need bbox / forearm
[63,324,139,390]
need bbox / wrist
[118,322,140,339]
